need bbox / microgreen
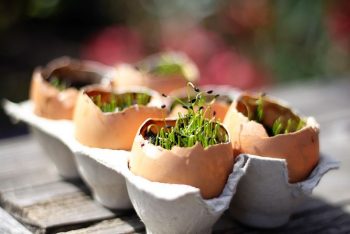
[146,83,229,149]
[91,92,151,113]
[170,94,232,111]
[239,94,306,136]
[136,54,185,77]
[49,76,67,91]
[150,63,184,76]
[272,117,283,136]
[256,94,264,122]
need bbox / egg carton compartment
[3,100,132,209]
[124,154,248,234]
[72,146,132,210]
[229,154,339,228]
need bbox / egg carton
[3,99,248,233]
[3,99,339,232]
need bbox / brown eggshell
[73,86,167,150]
[113,53,199,94]
[129,118,234,199]
[29,57,110,120]
[113,64,193,95]
[30,71,77,119]
[223,94,320,183]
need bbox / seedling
[150,62,183,76]
[91,92,151,113]
[136,54,185,77]
[49,76,67,91]
[170,94,232,111]
[239,94,306,136]
[145,83,229,149]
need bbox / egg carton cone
[71,144,133,210]
[3,100,79,179]
[123,155,249,234]
[3,100,133,210]
[229,154,339,228]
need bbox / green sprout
[146,83,229,150]
[240,94,306,136]
[151,62,183,76]
[285,119,293,134]
[49,76,67,91]
[256,94,264,122]
[91,92,151,113]
[272,117,283,136]
[137,54,185,77]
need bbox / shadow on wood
[213,196,350,234]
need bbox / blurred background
[1,0,350,138]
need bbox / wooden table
[1,80,350,234]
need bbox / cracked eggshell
[30,57,113,120]
[129,118,234,199]
[73,86,167,150]
[113,52,199,95]
[113,64,190,95]
[223,93,320,183]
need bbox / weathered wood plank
[1,181,84,207]
[0,181,117,233]
[58,197,350,234]
[59,215,145,234]
[0,207,32,234]
[0,136,60,193]
[213,197,350,234]
[0,135,37,153]
[0,170,61,194]
[0,136,121,234]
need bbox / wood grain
[59,216,145,234]
[0,182,117,233]
[212,198,350,234]
[0,136,60,193]
[0,207,32,234]
[0,137,118,233]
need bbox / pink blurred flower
[81,26,144,65]
[161,26,225,67]
[327,0,350,50]
[161,25,268,89]
[201,51,267,90]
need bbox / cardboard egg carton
[3,94,339,232]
